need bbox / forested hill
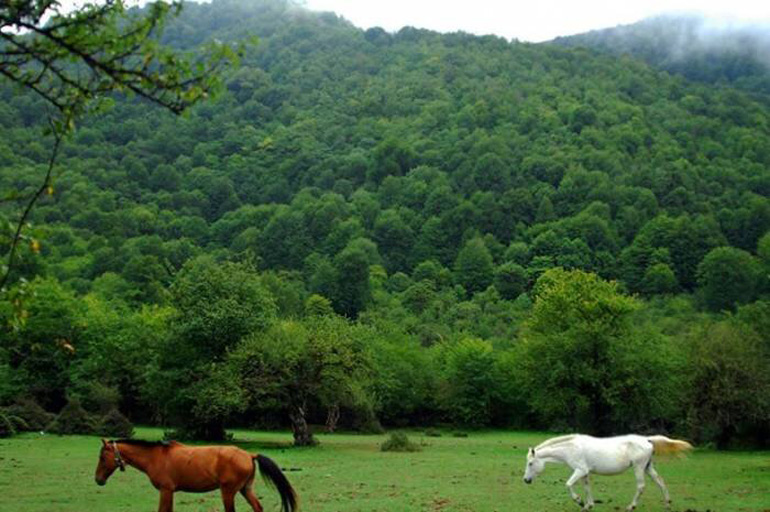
[3,0,769,303]
[552,14,770,95]
[1,0,770,442]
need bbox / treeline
[3,263,769,448]
[1,0,769,447]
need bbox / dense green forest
[1,0,769,447]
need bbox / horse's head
[523,447,545,484]
[94,439,125,486]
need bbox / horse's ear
[101,438,109,447]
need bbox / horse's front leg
[221,486,238,512]
[566,468,589,508]
[582,475,595,510]
[158,489,174,512]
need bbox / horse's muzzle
[95,477,106,486]
[523,477,532,484]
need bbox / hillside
[2,0,768,298]
[1,0,769,443]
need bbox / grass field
[0,428,768,512]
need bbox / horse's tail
[254,454,298,512]
[647,435,693,456]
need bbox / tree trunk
[325,404,340,433]
[289,403,316,446]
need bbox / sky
[55,1,770,43]
[299,0,770,42]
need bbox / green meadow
[0,428,768,512]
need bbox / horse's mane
[112,439,176,447]
[535,434,578,451]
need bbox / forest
[1,0,769,448]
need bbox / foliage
[0,0,240,295]
[697,247,761,312]
[1,277,83,409]
[4,398,54,431]
[147,256,275,439]
[96,408,134,438]
[0,0,238,117]
[515,269,682,434]
[230,315,373,445]
[47,398,97,435]
[380,431,421,452]
[441,338,499,427]
[0,410,26,437]
[0,0,769,446]
[686,320,770,448]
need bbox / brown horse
[94,439,297,512]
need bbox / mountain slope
[0,0,768,309]
[552,14,770,95]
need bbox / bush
[452,431,469,438]
[424,428,442,437]
[47,398,97,435]
[0,411,26,438]
[5,399,54,431]
[380,432,421,452]
[97,408,134,438]
[79,382,121,415]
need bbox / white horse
[522,434,692,511]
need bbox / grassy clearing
[0,428,768,512]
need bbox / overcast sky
[57,1,770,43]
[300,0,770,42]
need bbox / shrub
[380,432,421,452]
[97,409,134,438]
[5,399,54,431]
[424,428,442,437]
[452,431,469,438]
[0,411,26,438]
[47,398,97,435]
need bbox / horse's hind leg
[626,464,646,511]
[646,462,671,508]
[240,487,264,512]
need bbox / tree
[697,247,761,312]
[640,262,679,295]
[230,316,372,446]
[0,1,234,116]
[441,338,498,426]
[687,320,770,448]
[515,269,680,434]
[331,244,371,318]
[1,277,83,409]
[494,262,527,300]
[149,256,276,439]
[453,237,494,295]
